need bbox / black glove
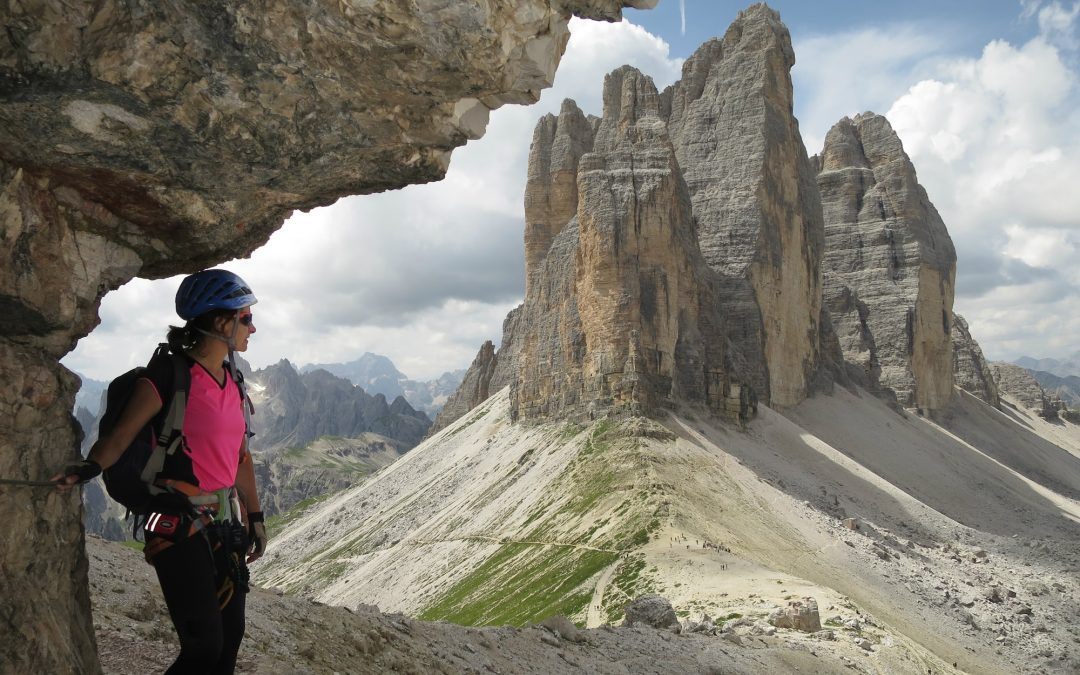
[62,459,101,484]
[247,511,267,563]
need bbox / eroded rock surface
[664,5,824,407]
[951,314,1000,408]
[430,340,501,435]
[0,2,649,672]
[990,362,1059,419]
[815,113,956,413]
[446,5,822,427]
[510,66,757,423]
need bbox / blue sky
[65,1,1080,383]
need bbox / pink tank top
[143,363,245,491]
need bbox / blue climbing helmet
[175,269,257,320]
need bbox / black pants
[151,532,246,674]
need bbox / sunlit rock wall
[664,4,825,407]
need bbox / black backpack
[99,344,191,515]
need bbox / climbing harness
[141,485,251,609]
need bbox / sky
[64,0,1080,383]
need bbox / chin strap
[194,319,240,350]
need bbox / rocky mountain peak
[524,99,596,296]
[440,5,834,429]
[816,112,956,413]
[664,1,824,408]
[594,65,663,147]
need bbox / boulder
[623,594,680,630]
[768,597,822,633]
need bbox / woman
[56,268,268,675]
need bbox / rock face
[951,314,1000,408]
[0,2,650,672]
[664,7,824,407]
[446,5,822,428]
[814,113,956,413]
[510,67,749,423]
[429,340,501,435]
[990,362,1059,419]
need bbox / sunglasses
[237,313,254,326]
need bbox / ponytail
[165,309,235,354]
[166,323,198,354]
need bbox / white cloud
[885,31,1080,360]
[66,18,683,383]
[792,25,948,153]
[1031,1,1080,49]
[1004,224,1078,268]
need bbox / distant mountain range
[73,351,464,419]
[300,353,465,417]
[1010,353,1080,407]
[1028,370,1080,407]
[1013,351,1080,379]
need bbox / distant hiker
[55,269,266,675]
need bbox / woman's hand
[247,511,267,563]
[51,459,102,492]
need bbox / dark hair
[166,309,236,353]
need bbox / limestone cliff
[523,99,597,297]
[664,5,825,407]
[430,340,500,435]
[951,314,1000,408]
[510,67,744,422]
[443,5,822,428]
[990,362,1059,420]
[815,113,956,413]
[0,2,650,672]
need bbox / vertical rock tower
[815,113,957,413]
[445,4,826,427]
[511,67,742,422]
[664,5,825,407]
[444,4,975,427]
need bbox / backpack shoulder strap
[158,347,191,445]
[225,357,255,440]
[140,344,191,489]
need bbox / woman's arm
[53,379,163,490]
[234,437,267,563]
[234,438,261,514]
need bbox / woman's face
[213,307,256,351]
[231,307,256,351]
